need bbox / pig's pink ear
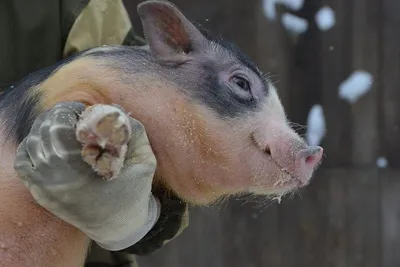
[137,0,208,61]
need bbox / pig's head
[122,0,324,205]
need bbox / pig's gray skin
[0,0,323,205]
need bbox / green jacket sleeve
[60,0,146,58]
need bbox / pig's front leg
[75,104,132,180]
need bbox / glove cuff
[95,195,161,251]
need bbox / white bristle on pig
[281,13,308,34]
[281,0,304,11]
[338,70,373,104]
[306,104,326,146]
[315,6,335,31]
[263,0,279,21]
[376,157,388,168]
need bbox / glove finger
[25,109,54,168]
[46,103,102,182]
[28,108,52,136]
[14,138,34,181]
[125,117,152,156]
[123,117,157,177]
[41,102,86,161]
[22,102,84,167]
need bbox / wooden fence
[123,0,400,266]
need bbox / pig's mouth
[250,134,323,190]
[263,145,292,176]
[265,149,302,187]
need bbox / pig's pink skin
[82,80,323,205]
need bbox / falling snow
[376,157,388,168]
[262,0,279,20]
[338,70,374,104]
[315,6,336,31]
[281,13,309,34]
[280,0,304,11]
[306,104,326,146]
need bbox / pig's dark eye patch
[196,28,269,96]
[186,63,261,118]
[198,28,262,78]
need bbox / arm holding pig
[0,101,187,266]
[1,102,163,266]
[0,101,161,266]
[0,1,188,264]
[14,102,161,251]
[0,176,91,267]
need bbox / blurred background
[123,0,399,266]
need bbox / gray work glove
[14,102,160,251]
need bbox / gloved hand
[13,102,160,251]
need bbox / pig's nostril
[264,145,271,155]
[305,155,316,165]
[301,146,323,167]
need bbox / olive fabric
[0,0,188,266]
[121,188,189,256]
[0,0,145,90]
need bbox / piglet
[0,0,323,205]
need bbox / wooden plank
[278,192,301,267]
[296,169,330,267]
[270,1,326,266]
[325,169,347,267]
[350,0,381,165]
[137,207,223,267]
[190,207,224,267]
[345,169,380,267]
[381,0,400,167]
[278,1,330,265]
[320,0,354,167]
[381,170,400,267]
[286,0,323,133]
[220,198,281,267]
[255,0,293,110]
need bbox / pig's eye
[231,75,251,92]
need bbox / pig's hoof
[76,104,131,180]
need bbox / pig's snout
[252,122,324,189]
[294,146,323,185]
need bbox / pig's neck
[113,77,227,205]
[39,67,221,204]
[36,58,233,205]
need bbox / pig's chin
[270,158,313,189]
[248,170,308,199]
[247,150,316,198]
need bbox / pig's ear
[137,0,208,61]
